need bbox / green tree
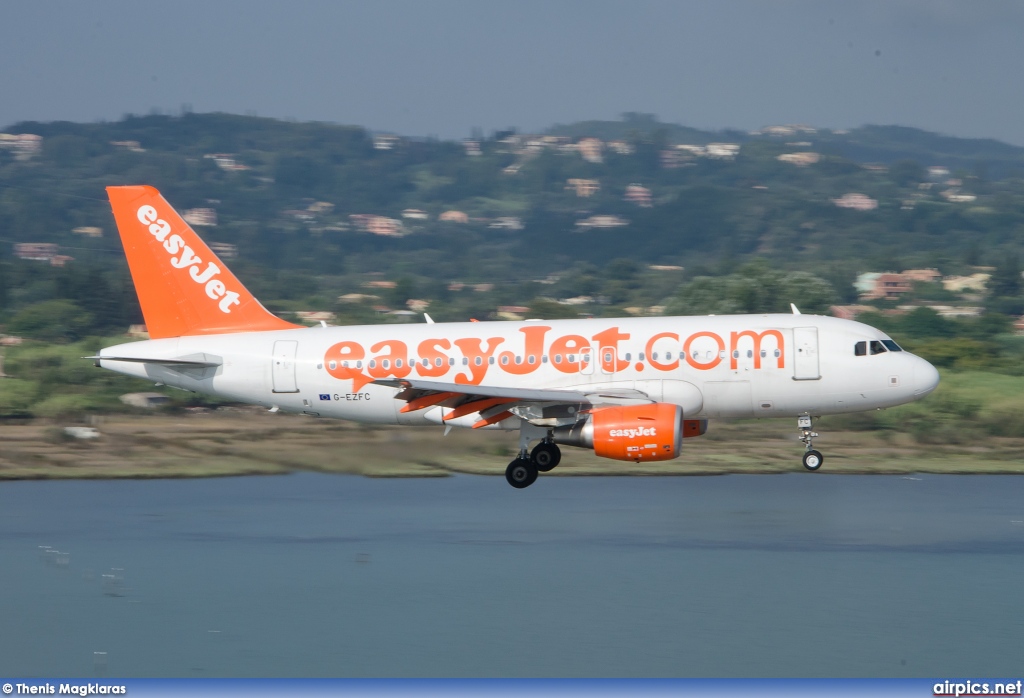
[888,159,924,187]
[0,262,9,313]
[901,307,954,338]
[389,277,416,308]
[665,263,837,316]
[989,253,1021,298]
[8,300,96,342]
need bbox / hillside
[0,111,1023,334]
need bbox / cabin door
[272,340,300,393]
[792,327,821,381]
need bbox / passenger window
[881,340,903,352]
[854,341,866,356]
[870,340,887,355]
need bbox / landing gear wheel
[802,450,824,471]
[505,458,539,488]
[531,442,561,472]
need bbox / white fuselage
[99,313,940,429]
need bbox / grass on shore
[2,406,1023,482]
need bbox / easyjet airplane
[96,186,940,488]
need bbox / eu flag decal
[319,394,331,401]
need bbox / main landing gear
[505,458,538,489]
[531,441,561,472]
[798,414,824,471]
[505,425,561,489]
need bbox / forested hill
[549,113,1024,173]
[0,111,1023,337]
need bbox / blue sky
[3,0,1023,143]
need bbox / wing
[372,378,654,428]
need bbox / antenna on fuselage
[790,304,802,315]
[424,313,435,324]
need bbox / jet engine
[552,403,707,462]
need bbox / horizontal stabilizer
[88,355,222,368]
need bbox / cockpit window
[881,339,903,352]
[854,341,867,356]
[869,340,887,355]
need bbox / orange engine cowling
[553,403,707,462]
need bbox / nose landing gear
[798,414,824,471]
[802,449,823,471]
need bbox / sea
[0,472,1022,677]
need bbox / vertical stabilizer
[107,186,298,339]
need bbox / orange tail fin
[107,185,298,339]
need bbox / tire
[802,450,824,471]
[505,458,538,488]
[531,442,561,472]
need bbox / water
[1,473,1022,677]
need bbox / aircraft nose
[913,357,940,397]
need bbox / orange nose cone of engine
[590,403,684,462]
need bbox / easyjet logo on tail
[136,205,241,314]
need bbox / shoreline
[2,413,1023,481]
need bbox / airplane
[95,185,940,488]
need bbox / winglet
[106,186,299,339]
